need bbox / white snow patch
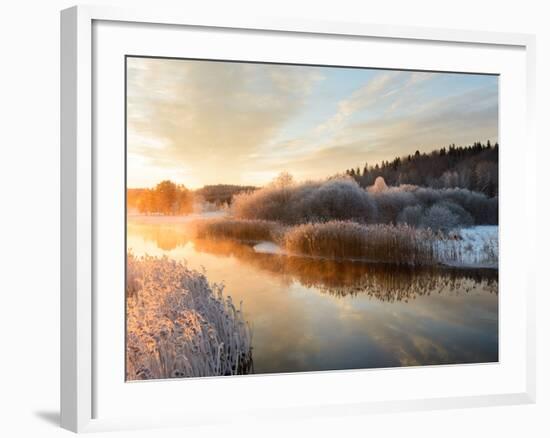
[436,225,498,268]
[253,241,285,255]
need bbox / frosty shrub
[298,178,378,223]
[370,188,418,224]
[436,201,474,227]
[440,189,498,224]
[371,184,494,227]
[420,202,474,231]
[369,176,389,193]
[396,205,423,227]
[193,218,284,242]
[232,177,377,225]
[422,205,461,231]
[232,175,497,229]
[126,254,252,380]
[282,221,437,265]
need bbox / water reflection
[128,221,191,251]
[192,238,497,300]
[127,220,499,373]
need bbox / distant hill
[344,141,498,197]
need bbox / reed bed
[187,218,498,267]
[126,253,252,380]
[282,221,437,265]
[192,218,284,242]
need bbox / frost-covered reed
[126,253,252,380]
[188,218,498,267]
[192,218,283,242]
[283,221,437,265]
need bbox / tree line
[128,141,498,216]
[344,141,498,197]
[127,180,193,215]
[194,184,257,206]
[127,182,257,215]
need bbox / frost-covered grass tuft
[126,253,252,380]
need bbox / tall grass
[126,254,252,380]
[283,221,437,265]
[192,218,284,242]
[187,218,497,267]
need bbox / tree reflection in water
[128,222,191,251]
[191,238,497,301]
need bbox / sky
[127,57,498,189]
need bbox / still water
[127,219,498,374]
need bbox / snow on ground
[253,241,286,255]
[436,225,498,268]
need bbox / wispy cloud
[314,71,436,135]
[127,58,322,187]
[249,72,497,181]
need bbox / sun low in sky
[127,57,498,189]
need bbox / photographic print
[125,57,498,381]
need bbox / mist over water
[128,219,498,374]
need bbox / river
[127,218,498,374]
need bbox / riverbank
[127,214,498,269]
[190,217,498,269]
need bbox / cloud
[127,58,322,187]
[253,78,498,181]
[315,71,437,135]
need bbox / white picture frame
[60,4,537,433]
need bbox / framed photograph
[61,5,536,433]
